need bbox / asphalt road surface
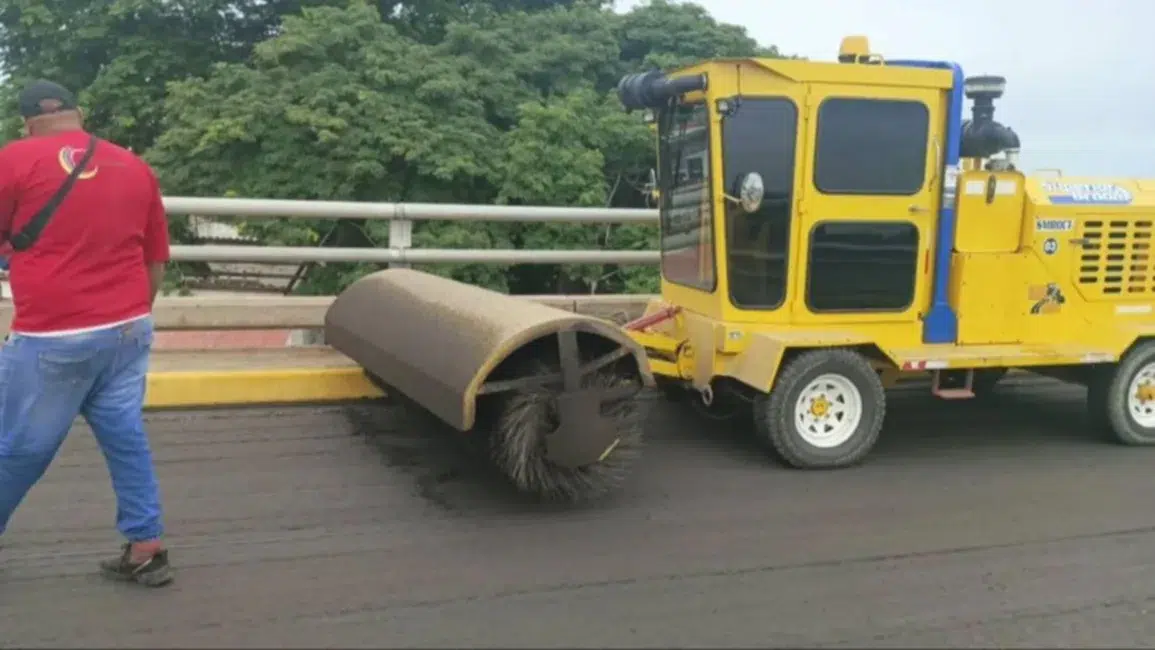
[4,374,1155,648]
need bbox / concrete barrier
[0,294,653,409]
[0,293,654,338]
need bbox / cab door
[789,83,947,329]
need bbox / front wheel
[753,348,887,469]
[1088,342,1155,445]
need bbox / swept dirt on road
[4,375,1155,648]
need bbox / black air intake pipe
[617,71,708,111]
[958,74,1021,160]
[959,119,1021,160]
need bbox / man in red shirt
[0,80,173,587]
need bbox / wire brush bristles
[489,365,647,503]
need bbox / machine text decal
[1042,181,1133,205]
[1035,218,1074,233]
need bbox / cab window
[659,102,715,290]
[806,220,919,312]
[721,97,798,309]
[813,98,929,195]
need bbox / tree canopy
[0,0,786,295]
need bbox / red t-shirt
[0,129,171,334]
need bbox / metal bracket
[388,215,412,269]
[542,329,637,468]
[476,345,632,396]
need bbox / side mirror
[725,172,765,213]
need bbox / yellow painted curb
[145,367,385,409]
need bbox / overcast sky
[615,0,1151,177]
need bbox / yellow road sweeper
[325,35,1155,502]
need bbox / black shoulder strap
[9,134,100,252]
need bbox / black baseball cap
[17,80,78,118]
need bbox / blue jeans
[0,317,163,542]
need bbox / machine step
[931,369,975,400]
[931,387,976,400]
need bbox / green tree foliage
[0,0,338,149]
[0,81,19,141]
[1,0,786,295]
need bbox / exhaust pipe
[617,70,708,111]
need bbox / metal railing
[164,197,661,266]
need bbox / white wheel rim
[793,373,864,449]
[1127,362,1155,427]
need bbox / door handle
[909,205,931,214]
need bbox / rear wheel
[753,348,886,469]
[1088,342,1155,445]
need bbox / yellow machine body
[626,45,1155,395]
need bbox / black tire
[1086,364,1113,434]
[1090,342,1155,445]
[753,348,886,469]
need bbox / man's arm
[0,148,18,273]
[0,146,18,246]
[141,168,170,307]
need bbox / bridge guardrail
[165,196,660,266]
